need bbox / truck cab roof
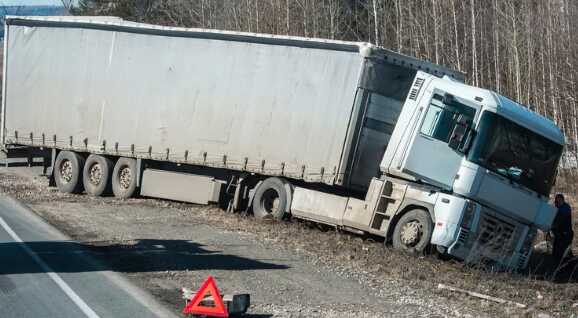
[430,75,564,146]
[491,94,565,146]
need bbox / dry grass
[0,169,576,317]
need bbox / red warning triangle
[183,276,228,317]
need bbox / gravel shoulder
[0,165,576,317]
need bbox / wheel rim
[261,188,280,214]
[89,163,103,186]
[399,220,424,247]
[118,167,132,190]
[60,160,73,184]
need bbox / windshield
[468,111,562,196]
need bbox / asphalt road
[0,194,178,318]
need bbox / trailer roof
[5,16,465,81]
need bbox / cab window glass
[420,95,475,143]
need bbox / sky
[0,0,65,6]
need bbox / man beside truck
[552,193,574,262]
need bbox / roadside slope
[0,165,575,317]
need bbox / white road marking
[0,216,101,318]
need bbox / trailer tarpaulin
[2,17,364,184]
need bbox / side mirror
[448,115,472,153]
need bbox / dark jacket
[552,202,574,236]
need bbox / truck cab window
[420,96,475,143]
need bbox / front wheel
[392,209,433,254]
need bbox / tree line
[74,0,577,186]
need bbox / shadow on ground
[0,239,289,275]
[524,250,578,283]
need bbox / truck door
[401,92,477,190]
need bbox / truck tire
[252,177,291,220]
[392,209,433,254]
[83,154,113,197]
[54,151,85,194]
[112,157,138,199]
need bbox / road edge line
[0,215,101,318]
[0,194,180,318]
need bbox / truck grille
[516,228,536,269]
[457,227,470,244]
[517,253,529,269]
[477,214,517,255]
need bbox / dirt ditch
[0,166,576,317]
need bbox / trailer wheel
[83,154,113,197]
[112,157,138,199]
[392,209,433,254]
[54,151,85,194]
[252,177,291,220]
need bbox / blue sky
[0,0,65,5]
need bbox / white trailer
[2,16,565,270]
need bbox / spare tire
[252,177,292,220]
[54,151,85,194]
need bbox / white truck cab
[381,72,564,269]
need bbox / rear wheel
[392,209,433,254]
[54,151,85,194]
[112,157,138,199]
[83,154,113,197]
[252,177,291,220]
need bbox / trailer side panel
[3,20,364,184]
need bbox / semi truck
[1,16,565,270]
